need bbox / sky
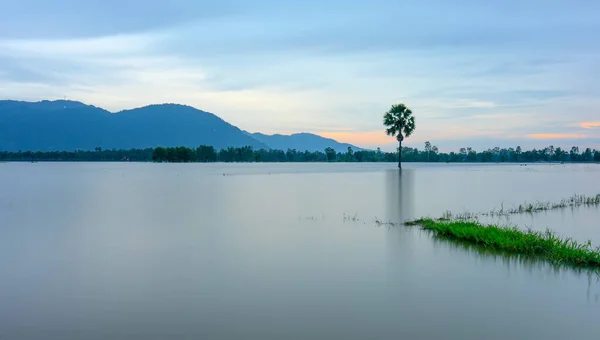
[1,0,599,152]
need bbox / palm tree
[383,103,416,168]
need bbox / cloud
[527,133,587,139]
[316,131,394,147]
[0,57,63,84]
[0,33,159,58]
[469,59,568,77]
[0,0,600,151]
[423,100,498,109]
[0,0,243,39]
[581,122,600,129]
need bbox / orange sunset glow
[527,133,586,139]
[316,130,394,146]
[581,122,600,129]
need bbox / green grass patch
[406,218,600,268]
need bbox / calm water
[1,162,599,339]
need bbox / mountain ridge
[0,99,364,153]
[247,131,363,153]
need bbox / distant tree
[383,103,416,168]
[554,147,566,161]
[345,146,355,162]
[547,145,555,161]
[236,146,254,162]
[424,141,432,161]
[196,145,217,162]
[480,149,493,162]
[466,147,477,162]
[431,145,439,162]
[218,147,237,162]
[325,147,337,162]
[354,150,364,162]
[152,147,167,162]
[582,148,593,161]
[506,148,515,162]
[570,146,580,162]
[286,149,298,162]
[529,148,537,162]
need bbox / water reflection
[382,168,419,265]
[380,167,600,303]
[429,233,600,303]
[384,168,416,223]
[2,163,600,338]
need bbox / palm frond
[383,103,416,140]
[383,112,395,126]
[386,126,397,136]
[403,115,416,137]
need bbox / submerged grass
[438,193,600,222]
[483,194,600,217]
[374,217,399,227]
[406,218,600,268]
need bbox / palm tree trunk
[398,140,402,168]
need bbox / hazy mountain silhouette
[247,132,363,153]
[0,100,364,152]
[0,100,114,151]
[0,100,268,151]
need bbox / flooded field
[1,162,599,339]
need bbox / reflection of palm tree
[383,169,417,269]
[385,169,415,223]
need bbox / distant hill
[0,100,268,151]
[0,99,366,152]
[247,132,363,153]
[0,100,114,151]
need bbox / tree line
[379,102,599,166]
[415,143,600,163]
[1,144,599,163]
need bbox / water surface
[1,162,599,339]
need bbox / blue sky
[1,0,599,151]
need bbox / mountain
[0,100,114,151]
[247,132,363,153]
[0,99,366,152]
[0,100,268,151]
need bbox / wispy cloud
[0,0,599,150]
[417,100,499,110]
[581,122,600,129]
[0,34,161,63]
[527,133,587,140]
[317,131,393,147]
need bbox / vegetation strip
[405,219,600,268]
[442,194,600,221]
[2,145,600,163]
[487,194,600,216]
